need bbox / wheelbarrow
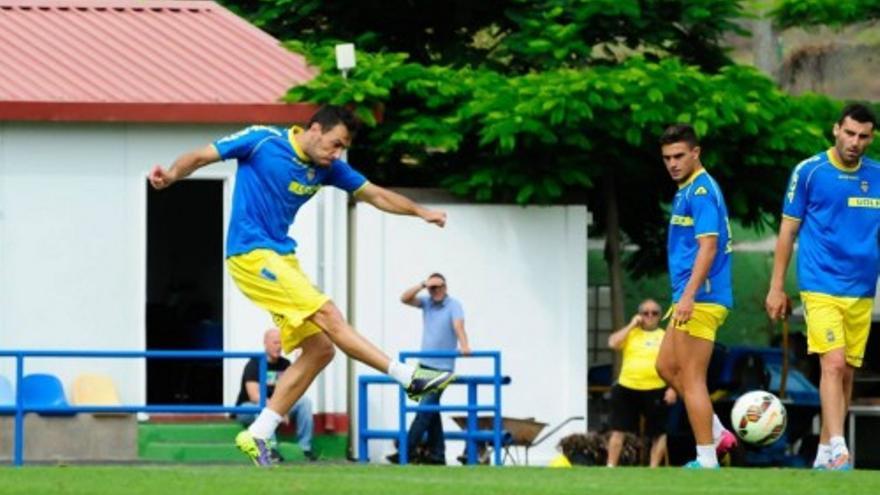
[452,415,585,465]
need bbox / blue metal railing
[0,349,267,466]
[358,350,508,466]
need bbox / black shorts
[609,384,668,438]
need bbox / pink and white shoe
[715,429,738,457]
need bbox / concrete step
[137,422,349,462]
[139,421,240,444]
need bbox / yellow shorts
[227,249,329,353]
[801,291,872,367]
[665,303,728,342]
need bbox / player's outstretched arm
[765,217,800,321]
[149,145,221,190]
[355,183,446,227]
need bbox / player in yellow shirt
[606,299,676,467]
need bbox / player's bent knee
[821,354,848,376]
[655,361,675,383]
[311,301,346,333]
[314,338,336,365]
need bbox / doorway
[146,179,224,404]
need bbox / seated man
[606,299,676,467]
[236,328,317,461]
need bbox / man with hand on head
[387,273,470,465]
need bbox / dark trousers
[407,366,448,459]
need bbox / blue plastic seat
[21,373,74,415]
[0,375,14,407]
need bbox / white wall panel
[352,202,587,465]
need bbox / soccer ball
[730,390,787,446]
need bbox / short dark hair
[659,124,699,148]
[308,105,361,136]
[839,103,877,127]
[428,272,446,283]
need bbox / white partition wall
[352,200,588,465]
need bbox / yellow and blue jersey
[214,126,368,257]
[782,149,880,297]
[667,169,733,308]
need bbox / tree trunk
[603,172,625,333]
[753,18,782,82]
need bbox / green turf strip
[0,465,877,495]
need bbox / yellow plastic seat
[71,373,121,406]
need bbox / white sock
[248,407,283,440]
[696,444,718,467]
[387,361,417,387]
[814,444,831,467]
[712,414,725,445]
[830,436,848,457]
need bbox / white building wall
[0,122,347,413]
[352,202,588,465]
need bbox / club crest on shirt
[826,329,835,343]
[861,180,869,193]
[307,168,316,181]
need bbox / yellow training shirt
[618,327,666,390]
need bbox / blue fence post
[258,356,267,408]
[467,381,477,465]
[398,377,409,465]
[13,353,24,467]
[493,352,502,466]
[358,377,368,462]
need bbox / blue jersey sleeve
[782,162,809,220]
[691,184,720,238]
[324,159,368,193]
[213,126,282,161]
[417,295,428,309]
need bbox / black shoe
[303,450,319,462]
[406,368,455,401]
[386,452,400,464]
[269,448,285,463]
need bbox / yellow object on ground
[548,454,572,468]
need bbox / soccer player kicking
[766,104,879,471]
[654,124,737,469]
[149,106,455,466]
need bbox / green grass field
[0,465,878,495]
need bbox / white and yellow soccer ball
[730,390,787,446]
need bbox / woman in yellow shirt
[606,299,676,467]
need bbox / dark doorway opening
[146,179,224,404]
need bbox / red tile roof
[0,0,318,123]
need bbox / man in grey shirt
[388,273,470,464]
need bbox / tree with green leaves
[223,0,850,331]
[773,0,880,28]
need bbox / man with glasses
[606,299,675,467]
[387,273,471,464]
